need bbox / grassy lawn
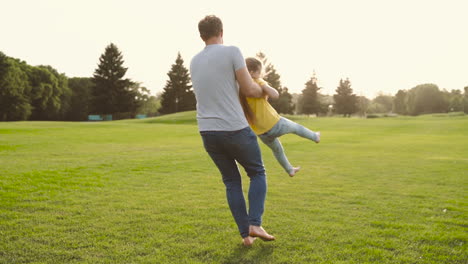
[0,112,467,263]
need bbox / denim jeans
[258,117,319,174]
[200,126,267,238]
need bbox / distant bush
[366,113,398,119]
[432,112,465,117]
[366,114,380,118]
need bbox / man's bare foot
[289,166,301,177]
[249,225,275,241]
[242,236,256,246]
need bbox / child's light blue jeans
[258,117,319,174]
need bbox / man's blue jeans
[200,127,267,238]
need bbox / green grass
[0,112,467,263]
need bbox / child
[240,57,321,177]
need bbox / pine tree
[256,52,294,114]
[300,72,321,115]
[333,78,358,117]
[92,43,135,116]
[159,53,195,114]
[276,87,295,114]
[257,52,281,89]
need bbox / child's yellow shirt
[246,79,281,135]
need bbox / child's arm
[258,79,279,99]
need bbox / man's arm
[235,67,263,98]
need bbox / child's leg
[259,136,294,175]
[276,117,319,143]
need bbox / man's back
[190,44,248,132]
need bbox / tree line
[0,44,158,121]
[1,45,467,121]
[158,51,468,117]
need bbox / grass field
[0,112,467,263]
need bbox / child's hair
[245,57,263,74]
[239,92,255,125]
[240,57,263,125]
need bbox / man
[190,15,275,246]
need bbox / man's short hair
[198,15,223,41]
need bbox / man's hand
[235,67,263,98]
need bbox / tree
[319,94,334,116]
[92,43,137,117]
[299,74,321,115]
[159,53,195,114]
[256,52,294,114]
[67,77,93,121]
[39,65,71,120]
[130,82,153,116]
[27,65,67,120]
[275,87,295,114]
[0,52,32,121]
[1,53,70,121]
[393,90,408,115]
[138,95,160,117]
[368,94,394,114]
[446,89,464,112]
[464,86,468,114]
[333,78,357,117]
[373,94,394,113]
[356,95,370,116]
[406,84,446,115]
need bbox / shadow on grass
[222,243,275,264]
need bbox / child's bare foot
[242,236,256,246]
[289,166,301,177]
[315,131,321,143]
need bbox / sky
[2,0,467,99]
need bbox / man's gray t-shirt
[190,44,248,132]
